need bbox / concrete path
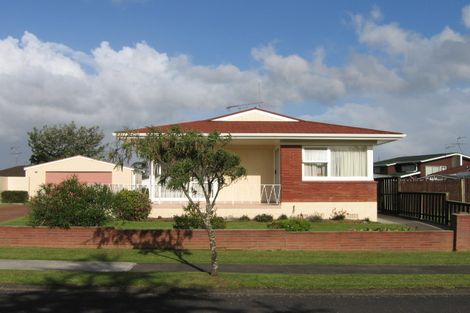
[0,204,29,222]
[0,260,135,272]
[377,213,445,230]
[2,259,470,274]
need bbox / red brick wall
[0,227,455,251]
[452,213,470,252]
[419,157,458,177]
[280,145,376,202]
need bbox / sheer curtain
[303,148,328,177]
[331,146,367,177]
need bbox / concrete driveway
[0,204,29,222]
[377,214,446,231]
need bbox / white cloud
[3,5,470,165]
[463,5,470,28]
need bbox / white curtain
[303,148,328,177]
[303,148,328,162]
[331,146,367,177]
[304,163,327,177]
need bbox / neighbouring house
[0,165,28,193]
[121,108,405,221]
[24,155,141,196]
[425,164,470,180]
[374,153,470,179]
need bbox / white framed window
[425,165,447,176]
[302,148,329,177]
[302,146,369,181]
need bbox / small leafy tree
[113,127,246,276]
[28,122,106,164]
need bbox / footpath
[1,259,470,274]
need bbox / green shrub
[268,217,311,232]
[210,216,227,229]
[173,203,226,229]
[29,177,113,228]
[331,209,347,221]
[113,189,151,221]
[277,214,288,220]
[254,214,273,222]
[238,215,251,221]
[173,214,202,230]
[307,213,323,222]
[1,191,28,203]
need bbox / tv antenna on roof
[445,136,466,154]
[10,146,22,165]
[226,81,265,111]
[226,101,264,111]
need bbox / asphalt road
[0,287,469,313]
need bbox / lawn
[0,216,413,231]
[0,270,469,289]
[1,247,470,265]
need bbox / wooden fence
[377,178,470,227]
[400,178,469,202]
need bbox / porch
[146,142,282,205]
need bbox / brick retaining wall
[452,213,470,251]
[0,227,456,251]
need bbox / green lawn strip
[0,270,468,289]
[0,247,470,265]
[0,216,411,231]
[0,216,30,226]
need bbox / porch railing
[107,183,282,205]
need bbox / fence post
[420,193,424,220]
[397,178,401,215]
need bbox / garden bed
[0,216,413,232]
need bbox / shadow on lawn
[0,286,327,313]
[0,254,321,313]
[90,227,207,272]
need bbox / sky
[1,0,470,167]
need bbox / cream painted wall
[25,157,135,196]
[149,202,377,221]
[213,109,296,122]
[6,177,28,191]
[217,145,275,203]
[0,177,28,192]
[0,177,7,192]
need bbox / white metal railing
[107,183,282,205]
[153,181,210,202]
[107,184,147,193]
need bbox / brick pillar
[452,213,470,251]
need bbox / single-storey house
[24,155,141,196]
[0,165,28,193]
[123,108,405,221]
[374,153,470,179]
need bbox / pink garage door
[45,172,113,184]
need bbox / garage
[45,171,113,185]
[25,155,140,196]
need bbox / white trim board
[24,155,133,171]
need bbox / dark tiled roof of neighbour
[374,153,459,166]
[127,109,403,136]
[0,165,27,177]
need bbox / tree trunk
[204,204,218,276]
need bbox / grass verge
[0,270,469,289]
[1,247,470,265]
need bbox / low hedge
[268,217,311,232]
[113,189,151,221]
[1,191,28,203]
